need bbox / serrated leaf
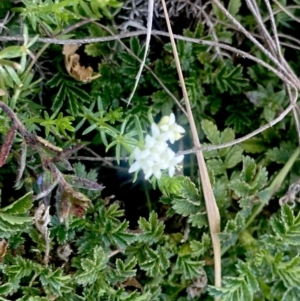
[272,255,300,288]
[140,246,170,277]
[228,0,241,16]
[207,159,226,175]
[190,234,211,257]
[241,156,256,182]
[1,191,33,214]
[188,212,207,228]
[138,211,165,245]
[230,179,251,197]
[172,198,201,216]
[175,255,204,280]
[215,63,248,93]
[254,167,268,191]
[224,145,243,169]
[236,261,259,293]
[0,212,32,225]
[241,138,268,153]
[201,119,220,144]
[269,205,300,246]
[208,277,252,301]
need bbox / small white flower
[129,113,185,180]
[145,135,168,161]
[144,162,162,180]
[168,154,184,177]
[158,113,185,144]
[129,147,151,173]
[150,122,170,142]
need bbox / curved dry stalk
[160,0,221,292]
[272,0,300,24]
[2,31,298,89]
[95,23,188,117]
[262,0,300,141]
[179,103,294,155]
[212,0,300,88]
[127,0,154,106]
[263,0,284,62]
[213,0,300,145]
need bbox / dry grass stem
[160,0,221,291]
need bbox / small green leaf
[228,0,241,16]
[0,212,32,225]
[0,46,23,59]
[138,211,165,245]
[201,119,220,144]
[1,191,33,214]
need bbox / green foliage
[29,110,74,138]
[1,0,300,300]
[208,261,259,301]
[214,62,248,94]
[269,204,300,246]
[138,211,165,245]
[229,156,268,200]
[14,0,122,31]
[202,119,244,175]
[47,72,91,116]
[0,192,33,236]
[158,176,207,229]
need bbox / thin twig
[179,103,294,155]
[272,0,300,24]
[263,0,300,141]
[127,0,154,105]
[160,0,221,291]
[95,23,188,116]
[0,31,297,89]
[212,0,300,88]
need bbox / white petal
[129,161,141,173]
[173,155,184,164]
[145,135,158,148]
[158,132,170,141]
[166,148,175,158]
[174,124,185,133]
[153,141,168,153]
[168,165,175,177]
[159,125,168,132]
[151,123,160,137]
[133,147,142,158]
[159,115,170,125]
[169,113,175,124]
[140,149,151,159]
[174,132,183,141]
[144,168,153,180]
[150,152,160,162]
[153,165,162,179]
[168,132,175,144]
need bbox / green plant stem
[245,147,300,228]
[29,272,39,287]
[25,43,50,78]
[144,181,152,212]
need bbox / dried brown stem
[160,0,221,291]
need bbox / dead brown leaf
[0,238,8,262]
[63,44,100,83]
[120,278,143,290]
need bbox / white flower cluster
[129,113,185,180]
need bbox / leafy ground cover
[1,0,300,300]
